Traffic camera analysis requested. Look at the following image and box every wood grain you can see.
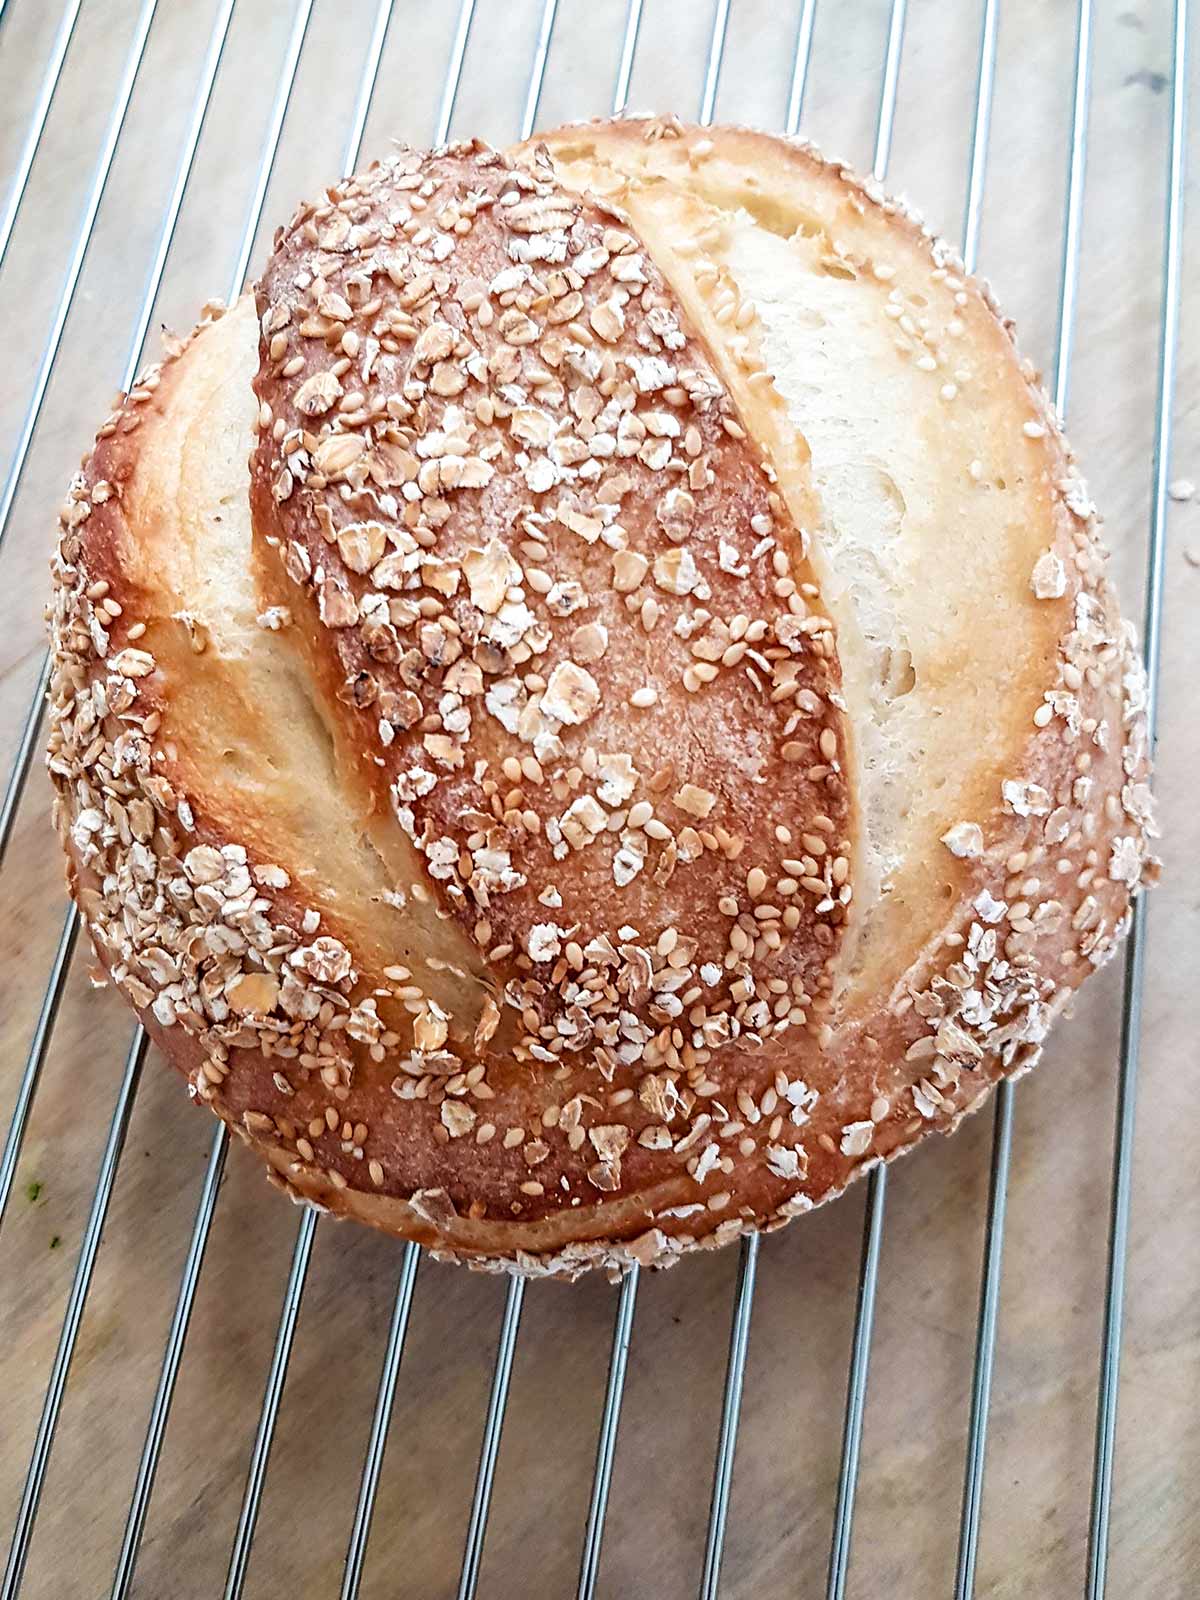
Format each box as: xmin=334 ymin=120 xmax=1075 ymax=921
xmin=0 ymin=2 xmax=1195 ymax=1596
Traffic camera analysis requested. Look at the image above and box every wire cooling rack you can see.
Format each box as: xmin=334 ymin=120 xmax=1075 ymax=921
xmin=0 ymin=2 xmax=1192 ymax=1596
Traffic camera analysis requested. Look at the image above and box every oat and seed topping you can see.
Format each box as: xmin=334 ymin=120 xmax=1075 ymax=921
xmin=249 ymin=140 xmax=855 ymax=1093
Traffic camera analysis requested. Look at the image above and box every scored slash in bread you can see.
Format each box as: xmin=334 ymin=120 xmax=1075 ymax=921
xmin=47 ymin=119 xmax=1157 ymax=1278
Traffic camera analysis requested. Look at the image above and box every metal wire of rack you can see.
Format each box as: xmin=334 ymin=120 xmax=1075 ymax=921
xmin=0 ymin=2 xmax=1189 ymax=1596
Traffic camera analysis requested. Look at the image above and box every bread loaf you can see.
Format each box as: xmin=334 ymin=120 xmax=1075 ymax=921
xmin=47 ymin=119 xmax=1157 ymax=1278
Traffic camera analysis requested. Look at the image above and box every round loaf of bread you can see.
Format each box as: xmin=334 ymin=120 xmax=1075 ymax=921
xmin=47 ymin=119 xmax=1157 ymax=1278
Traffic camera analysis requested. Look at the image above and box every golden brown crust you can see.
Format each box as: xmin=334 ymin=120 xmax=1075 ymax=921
xmin=250 ymin=138 xmax=852 ymax=1051
xmin=46 ymin=125 xmax=1157 ymax=1279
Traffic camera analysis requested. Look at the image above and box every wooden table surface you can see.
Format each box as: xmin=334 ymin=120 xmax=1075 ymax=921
xmin=0 ymin=2 xmax=1196 ymax=1596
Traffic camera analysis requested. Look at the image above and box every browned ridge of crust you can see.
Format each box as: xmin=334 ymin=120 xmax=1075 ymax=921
xmin=251 ymin=140 xmax=853 ymax=1065
xmin=46 ymin=122 xmax=1157 ymax=1278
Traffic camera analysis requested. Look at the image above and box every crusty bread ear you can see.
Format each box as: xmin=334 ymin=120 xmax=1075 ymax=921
xmin=528 ymin=121 xmax=1131 ymax=1015
xmin=47 ymin=124 xmax=1155 ymax=1278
